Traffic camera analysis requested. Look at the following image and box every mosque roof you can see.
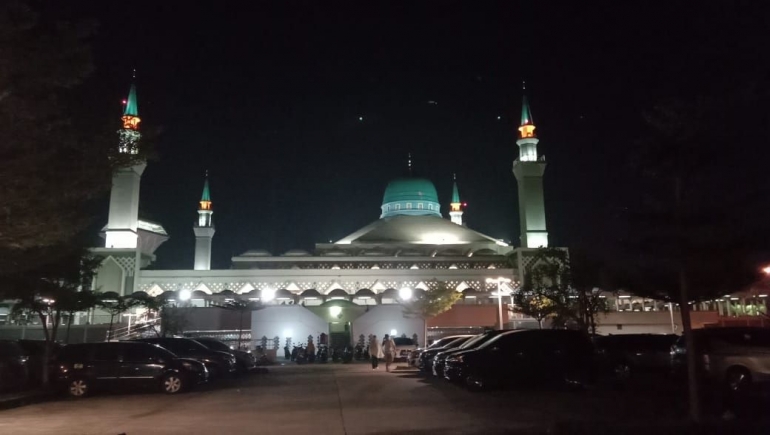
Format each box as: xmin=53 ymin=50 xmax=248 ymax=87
xmin=335 ymin=215 xmax=504 ymax=245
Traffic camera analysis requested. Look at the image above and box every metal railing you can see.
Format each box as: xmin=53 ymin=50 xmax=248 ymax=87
xmin=107 ymin=317 xmax=161 ymax=341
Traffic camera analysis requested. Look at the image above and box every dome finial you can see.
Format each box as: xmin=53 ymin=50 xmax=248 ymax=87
xmin=407 ymin=152 xmax=412 ymax=176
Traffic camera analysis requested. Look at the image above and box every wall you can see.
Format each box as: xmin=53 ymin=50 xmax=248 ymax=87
xmin=352 ymin=305 xmax=425 ymax=345
xmin=427 ymin=305 xmax=506 ymax=329
xmin=594 ymin=310 xmax=720 ymax=335
xmin=250 ymin=305 xmax=328 ymax=348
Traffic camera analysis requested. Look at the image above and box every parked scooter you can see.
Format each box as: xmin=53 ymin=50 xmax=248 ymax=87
xmin=331 ymin=347 xmax=342 ymax=363
xmin=317 ymin=346 xmax=329 ymax=363
xmin=342 ymin=346 xmax=353 ymax=363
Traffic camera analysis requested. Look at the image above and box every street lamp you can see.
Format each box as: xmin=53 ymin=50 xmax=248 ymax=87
xmin=486 ymin=277 xmax=511 ymax=330
xmin=399 ymin=287 xmax=413 ymax=301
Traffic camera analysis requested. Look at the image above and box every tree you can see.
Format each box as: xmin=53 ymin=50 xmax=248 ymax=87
xmin=130 ymin=293 xmax=166 ymax=337
xmin=570 ymin=250 xmax=611 ymax=335
xmin=0 ymin=1 xmax=146 ymax=274
xmin=403 ymin=281 xmax=463 ymax=343
xmin=515 ymin=248 xmax=569 ymax=329
xmin=98 ymin=294 xmax=141 ymax=341
xmin=1 ymin=248 xmax=100 ymax=386
xmin=159 ymin=305 xmax=192 ymax=338
xmin=619 ymin=96 xmax=764 ymax=422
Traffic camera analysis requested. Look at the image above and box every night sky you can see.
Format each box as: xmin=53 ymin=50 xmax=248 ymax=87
xmin=61 ymin=2 xmax=770 ymax=270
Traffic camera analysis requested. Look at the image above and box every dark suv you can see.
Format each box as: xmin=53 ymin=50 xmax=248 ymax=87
xmin=133 ymin=338 xmax=236 ymax=377
xmin=56 ymin=342 xmax=208 ymax=397
xmin=192 ymin=338 xmax=256 ymax=373
xmin=444 ymin=329 xmax=595 ymax=390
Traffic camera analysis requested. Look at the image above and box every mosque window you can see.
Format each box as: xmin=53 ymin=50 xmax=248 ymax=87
xmin=406 ymin=203 xmax=412 ymax=209
xmin=417 ymin=203 xmax=424 ymax=209
xmin=428 ymin=204 xmax=433 ymax=210
xmin=395 ymin=204 xmax=401 ymax=211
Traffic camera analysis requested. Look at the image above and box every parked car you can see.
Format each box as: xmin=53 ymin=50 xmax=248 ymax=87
xmin=409 ymin=335 xmax=472 ymax=367
xmin=55 ymin=342 xmax=208 ymax=397
xmin=417 ymin=336 xmax=474 ymax=372
xmin=393 ymin=337 xmax=417 ymax=362
xmin=132 ymin=338 xmax=236 ymax=377
xmin=594 ymin=334 xmax=678 ymax=379
xmin=0 ymin=340 xmax=29 ymax=392
xmin=17 ymin=340 xmax=63 ymax=387
xmin=671 ymin=327 xmax=770 ymax=393
xmin=444 ymin=329 xmax=595 ymax=390
xmin=431 ymin=330 xmax=509 ymax=377
xmin=192 ymin=338 xmax=256 ymax=373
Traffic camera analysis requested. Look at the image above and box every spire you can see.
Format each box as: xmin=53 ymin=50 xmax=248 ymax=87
xmin=451 ymin=173 xmax=460 ymax=204
xmin=199 ymin=172 xmax=212 ymax=211
xmin=449 ymin=173 xmax=464 ymax=225
xmin=118 ymin=72 xmax=142 ymax=154
xmin=518 ymin=81 xmax=536 ymax=138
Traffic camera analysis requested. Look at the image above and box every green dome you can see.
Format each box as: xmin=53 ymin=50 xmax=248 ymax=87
xmin=381 ymin=177 xmax=442 ymax=218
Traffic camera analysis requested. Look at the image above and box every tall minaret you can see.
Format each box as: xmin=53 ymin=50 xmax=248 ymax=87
xmin=104 ymin=77 xmax=146 ymax=249
xmin=193 ymin=173 xmax=215 ymax=270
xmin=449 ymin=174 xmax=464 ymax=226
xmin=512 ymin=82 xmax=548 ymax=248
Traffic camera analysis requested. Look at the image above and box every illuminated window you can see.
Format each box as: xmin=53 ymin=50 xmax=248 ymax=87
xmin=417 ymin=203 xmax=423 ymax=209
xmin=428 ymin=204 xmax=433 ymax=210
xmin=395 ymin=204 xmax=401 ymax=211
xmin=406 ymin=203 xmax=412 ymax=209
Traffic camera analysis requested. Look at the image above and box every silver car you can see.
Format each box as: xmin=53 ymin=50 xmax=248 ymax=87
xmin=672 ymin=327 xmax=770 ymax=392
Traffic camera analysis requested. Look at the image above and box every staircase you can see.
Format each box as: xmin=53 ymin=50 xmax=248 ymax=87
xmin=106 ymin=317 xmax=161 ymax=341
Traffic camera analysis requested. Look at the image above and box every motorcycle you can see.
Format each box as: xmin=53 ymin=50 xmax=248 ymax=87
xmin=331 ymin=347 xmax=342 ymax=363
xmin=317 ymin=346 xmax=329 ymax=363
xmin=342 ymin=346 xmax=353 ymax=363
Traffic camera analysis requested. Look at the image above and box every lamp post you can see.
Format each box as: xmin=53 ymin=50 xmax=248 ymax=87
xmin=486 ymin=277 xmax=511 ymax=330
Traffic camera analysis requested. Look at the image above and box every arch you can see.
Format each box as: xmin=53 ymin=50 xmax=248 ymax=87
xmin=191 ymin=289 xmax=209 ymax=299
xmin=380 ymin=288 xmax=398 ymax=299
xmin=275 ymin=289 xmax=295 ymax=300
xmin=300 ymin=289 xmax=323 ymax=299
xmin=355 ymin=289 xmax=376 ymax=298
xmin=327 ymin=289 xmax=349 ymax=299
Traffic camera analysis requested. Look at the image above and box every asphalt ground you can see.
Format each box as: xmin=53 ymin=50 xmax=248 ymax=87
xmin=0 ymin=363 xmax=768 ymax=434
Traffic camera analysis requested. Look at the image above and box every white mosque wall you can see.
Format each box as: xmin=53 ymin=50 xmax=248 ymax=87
xmin=352 ymin=305 xmax=425 ymax=346
xmin=251 ymin=306 xmax=329 ymax=348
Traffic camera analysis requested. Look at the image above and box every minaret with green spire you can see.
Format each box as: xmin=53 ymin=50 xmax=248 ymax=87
xmin=105 ymin=73 xmax=147 ymax=250
xmin=449 ymin=174 xmax=464 ymax=226
xmin=512 ymin=81 xmax=548 ymax=248
xmin=193 ymin=171 xmax=215 ymax=270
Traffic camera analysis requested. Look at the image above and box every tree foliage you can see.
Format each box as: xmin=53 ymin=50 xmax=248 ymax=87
xmin=1 ymin=247 xmax=101 ymax=385
xmin=515 ymin=248 xmax=609 ymax=332
xmin=402 ymin=281 xmax=462 ymax=319
xmin=0 ymin=1 xmax=145 ymax=273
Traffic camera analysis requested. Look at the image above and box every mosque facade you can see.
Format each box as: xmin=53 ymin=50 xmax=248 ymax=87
xmin=90 ymin=82 xmax=552 ymax=346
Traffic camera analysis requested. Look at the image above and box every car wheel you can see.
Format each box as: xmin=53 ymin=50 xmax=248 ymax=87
xmin=465 ymin=374 xmax=486 ymax=391
xmin=68 ymin=379 xmax=89 ymax=398
xmin=725 ymin=367 xmax=751 ymax=393
xmin=162 ymin=373 xmax=185 ymax=394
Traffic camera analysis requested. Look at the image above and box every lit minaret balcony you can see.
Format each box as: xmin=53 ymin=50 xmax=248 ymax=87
xmin=449 ymin=174 xmax=465 ymax=226
xmin=194 ymin=173 xmax=216 ymax=270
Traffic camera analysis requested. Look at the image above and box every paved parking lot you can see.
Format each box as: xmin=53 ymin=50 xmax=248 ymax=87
xmin=0 ymin=363 xmax=768 ymax=434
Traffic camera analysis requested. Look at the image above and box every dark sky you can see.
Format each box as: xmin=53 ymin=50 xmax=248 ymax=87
xmin=63 ymin=1 xmax=770 ymax=270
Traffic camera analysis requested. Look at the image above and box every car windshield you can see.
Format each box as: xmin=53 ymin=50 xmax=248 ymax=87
xmin=458 ymin=333 xmax=488 ymax=349
xmin=475 ymin=331 xmax=518 ymax=350
xmin=427 ymin=337 xmax=454 ymax=349
xmin=194 ymin=339 xmax=230 ymax=352
xmin=393 ymin=338 xmax=414 ymax=346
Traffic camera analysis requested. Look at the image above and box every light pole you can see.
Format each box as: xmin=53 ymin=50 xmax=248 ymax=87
xmin=486 ymin=277 xmax=511 ymax=330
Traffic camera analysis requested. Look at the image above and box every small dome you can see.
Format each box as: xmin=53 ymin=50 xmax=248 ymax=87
xmin=282 ymin=249 xmax=311 ymax=257
xmin=381 ymin=177 xmax=441 ymax=218
xmin=242 ymin=249 xmax=272 ymax=257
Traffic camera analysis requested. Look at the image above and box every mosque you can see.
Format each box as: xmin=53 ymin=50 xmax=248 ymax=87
xmin=90 ymin=81 xmax=553 ymax=347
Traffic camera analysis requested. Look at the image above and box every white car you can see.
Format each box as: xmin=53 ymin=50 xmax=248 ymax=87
xmin=393 ymin=337 xmax=418 ymax=362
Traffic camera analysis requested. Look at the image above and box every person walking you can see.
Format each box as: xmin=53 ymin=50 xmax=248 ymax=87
xmin=382 ymin=334 xmax=397 ymax=372
xmin=369 ymin=334 xmax=383 ymax=369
